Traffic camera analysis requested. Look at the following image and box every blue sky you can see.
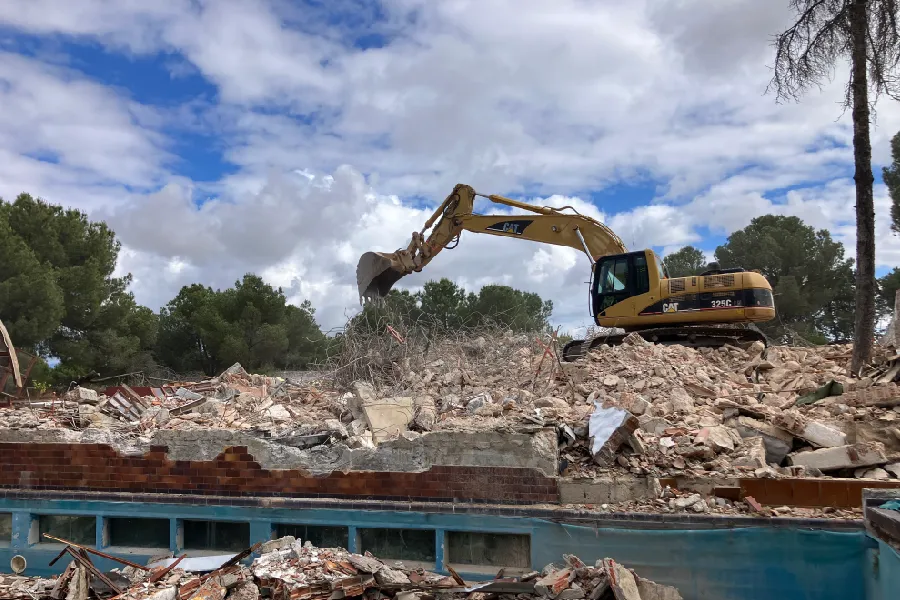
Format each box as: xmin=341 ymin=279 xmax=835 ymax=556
xmin=0 ymin=0 xmax=899 ymax=334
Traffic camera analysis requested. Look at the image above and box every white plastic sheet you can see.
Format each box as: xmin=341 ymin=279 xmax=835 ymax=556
xmin=589 ymin=401 xmax=629 ymax=455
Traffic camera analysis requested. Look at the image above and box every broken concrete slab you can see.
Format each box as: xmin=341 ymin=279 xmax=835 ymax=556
xmin=701 ymin=426 xmax=739 ymax=453
xmin=374 ymin=567 xmax=410 ymax=585
xmin=360 ymin=396 xmax=414 ymax=444
xmin=617 ymin=393 xmax=650 ymax=416
xmin=350 ymin=381 xmax=377 ymax=419
xmin=886 ymin=463 xmax=900 ymax=478
xmin=535 ymin=568 xmax=573 ymax=597
xmin=263 ymin=404 xmax=292 ymax=422
xmin=671 ymin=493 xmax=703 ymax=510
xmin=854 ymin=467 xmax=889 ymax=480
xmin=734 ymin=417 xmax=793 ymax=464
xmin=66 ymin=387 xmax=99 ymax=405
xmin=259 ymin=536 xmax=295 ymax=554
xmin=789 ymin=442 xmax=887 ymax=471
xmin=669 ymin=387 xmax=694 ymax=414
xmin=773 ymin=413 xmax=847 ymax=448
xmin=636 ymin=579 xmax=684 ymax=600
xmin=348 ymin=554 xmax=384 ymax=574
xmin=227 ymin=581 xmax=259 ymax=600
xmin=412 ymin=397 xmax=437 ymax=431
xmin=558 ymin=476 xmax=661 ymax=504
xmin=731 ymin=436 xmax=767 ymax=469
xmin=795 ymin=420 xmax=847 ymax=448
xmin=638 ymin=415 xmax=670 ymax=436
xmin=602 ymin=559 xmax=641 ymax=600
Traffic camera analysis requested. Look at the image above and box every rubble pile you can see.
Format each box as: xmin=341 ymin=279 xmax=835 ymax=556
xmin=565 ymin=336 xmax=900 ymax=481
xmin=3 ymin=331 xmax=900 ymax=482
xmin=568 ymin=485 xmax=861 ymax=519
xmin=0 ymin=537 xmax=685 ymax=600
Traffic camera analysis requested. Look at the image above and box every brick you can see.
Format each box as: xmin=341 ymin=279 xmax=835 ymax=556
xmin=0 ymin=442 xmax=556 ymax=504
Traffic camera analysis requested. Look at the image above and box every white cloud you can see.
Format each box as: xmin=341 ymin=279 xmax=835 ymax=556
xmin=0 ymin=53 xmax=168 ymax=208
xmin=2 ymin=0 xmax=900 ymax=337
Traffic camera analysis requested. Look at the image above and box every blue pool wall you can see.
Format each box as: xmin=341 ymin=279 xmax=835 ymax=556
xmin=0 ymin=496 xmax=891 ymax=600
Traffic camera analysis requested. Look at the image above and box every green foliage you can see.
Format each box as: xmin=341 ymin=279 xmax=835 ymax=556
xmin=348 ymin=289 xmax=423 ymax=336
xmin=419 ymin=279 xmax=467 ymax=329
xmin=884 ymin=132 xmax=900 ymax=235
xmin=714 ymin=215 xmax=855 ymax=343
xmin=347 ymin=278 xmax=552 ymax=336
xmin=877 ymin=268 xmax=900 ymax=320
xmin=0 ymin=202 xmax=65 ymax=347
xmin=156 ymin=274 xmax=327 ymax=376
xmin=463 ymin=284 xmax=553 ymax=332
xmin=663 ymin=246 xmax=707 ymax=277
xmin=0 ymin=193 xmax=156 ymax=383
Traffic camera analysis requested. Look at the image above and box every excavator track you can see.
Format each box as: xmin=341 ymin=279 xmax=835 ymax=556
xmin=561 ymin=326 xmax=767 ymax=362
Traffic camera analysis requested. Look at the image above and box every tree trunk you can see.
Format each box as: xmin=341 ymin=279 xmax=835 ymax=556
xmin=850 ymin=0 xmax=877 ymax=374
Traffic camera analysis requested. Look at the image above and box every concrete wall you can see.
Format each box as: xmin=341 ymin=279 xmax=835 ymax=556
xmin=0 ymin=427 xmax=558 ymax=476
xmin=865 ymin=540 xmax=900 ymax=600
xmin=0 ymin=428 xmax=559 ymax=504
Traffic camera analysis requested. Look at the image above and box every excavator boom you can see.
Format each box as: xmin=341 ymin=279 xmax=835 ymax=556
xmin=357 ymin=183 xmax=626 ymax=300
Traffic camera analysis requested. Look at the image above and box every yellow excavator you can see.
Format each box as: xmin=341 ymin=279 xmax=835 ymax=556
xmin=356 ymin=184 xmax=776 ymax=361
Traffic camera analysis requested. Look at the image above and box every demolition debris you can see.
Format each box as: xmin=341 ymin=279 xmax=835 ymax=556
xmin=4 ymin=331 xmax=900 ymax=487
xmin=0 ymin=536 xmax=685 ymax=600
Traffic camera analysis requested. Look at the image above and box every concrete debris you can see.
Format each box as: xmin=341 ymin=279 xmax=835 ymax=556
xmin=0 ymin=539 xmax=686 ymax=600
xmin=789 ymin=442 xmax=887 ymax=472
xmin=602 ymin=559 xmax=641 ymax=600
xmin=65 ymin=387 xmax=100 ymax=405
xmin=733 ymin=417 xmax=793 ymax=465
xmin=6 ymin=334 xmax=900 ymax=485
xmin=635 ymin=579 xmax=683 ymax=600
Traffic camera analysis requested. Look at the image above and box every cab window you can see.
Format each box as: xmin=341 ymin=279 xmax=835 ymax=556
xmin=654 ymin=253 xmax=669 ymax=280
xmin=600 ymin=258 xmax=628 ymax=293
xmin=634 ymin=254 xmax=650 ymax=294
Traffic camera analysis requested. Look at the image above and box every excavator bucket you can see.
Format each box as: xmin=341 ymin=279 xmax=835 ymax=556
xmin=356 ymin=251 xmax=407 ymax=301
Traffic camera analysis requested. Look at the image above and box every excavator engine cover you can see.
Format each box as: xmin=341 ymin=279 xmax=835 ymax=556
xmin=357 ymin=251 xmax=405 ymax=300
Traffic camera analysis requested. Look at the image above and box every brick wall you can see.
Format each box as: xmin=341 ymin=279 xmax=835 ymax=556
xmin=0 ymin=443 xmax=559 ymax=504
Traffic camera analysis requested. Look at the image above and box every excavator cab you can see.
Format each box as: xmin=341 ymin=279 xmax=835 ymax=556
xmin=591 ymin=251 xmax=659 ymax=318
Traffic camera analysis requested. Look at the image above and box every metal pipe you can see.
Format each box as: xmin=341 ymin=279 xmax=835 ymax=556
xmin=574 ymin=227 xmax=595 ymax=265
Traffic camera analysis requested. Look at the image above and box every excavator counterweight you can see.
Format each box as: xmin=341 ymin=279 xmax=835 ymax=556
xmin=356 ymin=183 xmax=776 ymax=359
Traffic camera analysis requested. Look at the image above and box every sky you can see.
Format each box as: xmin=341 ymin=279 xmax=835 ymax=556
xmin=1 ymin=0 xmax=900 ymax=338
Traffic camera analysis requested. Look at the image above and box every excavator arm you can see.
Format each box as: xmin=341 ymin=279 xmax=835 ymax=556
xmin=357 ymin=183 xmax=628 ymax=300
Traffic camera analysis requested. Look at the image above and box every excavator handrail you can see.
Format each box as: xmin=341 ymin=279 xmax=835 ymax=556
xmin=357 ymin=183 xmax=627 ymax=300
